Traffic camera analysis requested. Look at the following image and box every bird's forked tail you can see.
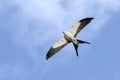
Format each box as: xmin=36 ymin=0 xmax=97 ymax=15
xmin=73 ymin=39 xmax=90 ymax=56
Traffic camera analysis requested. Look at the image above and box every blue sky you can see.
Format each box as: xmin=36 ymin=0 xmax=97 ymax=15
xmin=0 ymin=0 xmax=120 ymax=80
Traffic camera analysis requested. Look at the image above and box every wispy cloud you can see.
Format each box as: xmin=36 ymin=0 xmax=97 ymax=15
xmin=0 ymin=0 xmax=120 ymax=79
xmin=1 ymin=0 xmax=120 ymax=47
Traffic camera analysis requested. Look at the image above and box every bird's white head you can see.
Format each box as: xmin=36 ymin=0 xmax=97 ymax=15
xmin=63 ymin=31 xmax=67 ymax=35
xmin=63 ymin=31 xmax=72 ymax=36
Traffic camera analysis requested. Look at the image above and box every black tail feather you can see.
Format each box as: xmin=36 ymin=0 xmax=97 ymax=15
xmin=77 ymin=39 xmax=91 ymax=44
xmin=72 ymin=39 xmax=90 ymax=57
xmin=73 ymin=43 xmax=79 ymax=57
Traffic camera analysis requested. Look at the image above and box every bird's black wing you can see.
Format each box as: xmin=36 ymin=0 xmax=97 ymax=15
xmin=46 ymin=37 xmax=68 ymax=60
xmin=69 ymin=17 xmax=94 ymax=37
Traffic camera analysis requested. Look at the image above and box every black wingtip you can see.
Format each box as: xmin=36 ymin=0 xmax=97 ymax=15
xmin=79 ymin=17 xmax=94 ymax=22
xmin=46 ymin=56 xmax=49 ymax=60
xmin=46 ymin=57 xmax=48 ymax=60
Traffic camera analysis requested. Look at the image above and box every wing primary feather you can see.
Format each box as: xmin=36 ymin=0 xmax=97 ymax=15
xmin=69 ymin=17 xmax=94 ymax=37
xmin=46 ymin=37 xmax=68 ymax=60
xmin=79 ymin=17 xmax=94 ymax=22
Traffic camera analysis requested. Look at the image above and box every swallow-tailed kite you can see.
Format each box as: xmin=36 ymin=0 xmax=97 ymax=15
xmin=46 ymin=17 xmax=94 ymax=60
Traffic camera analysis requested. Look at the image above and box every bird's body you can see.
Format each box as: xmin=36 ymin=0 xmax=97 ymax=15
xmin=46 ymin=17 xmax=94 ymax=60
xmin=63 ymin=31 xmax=79 ymax=45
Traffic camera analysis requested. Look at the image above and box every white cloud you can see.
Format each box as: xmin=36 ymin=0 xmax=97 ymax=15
xmin=0 ymin=0 xmax=120 ymax=61
xmin=0 ymin=0 xmax=120 ymax=79
xmin=0 ymin=0 xmax=120 ymax=62
xmin=1 ymin=0 xmax=120 ymax=46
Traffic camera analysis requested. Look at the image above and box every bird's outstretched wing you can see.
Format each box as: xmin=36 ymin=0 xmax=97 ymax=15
xmin=46 ymin=37 xmax=68 ymax=60
xmin=69 ymin=17 xmax=94 ymax=37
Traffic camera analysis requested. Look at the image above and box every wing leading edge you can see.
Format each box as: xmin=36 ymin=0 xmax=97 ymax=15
xmin=46 ymin=37 xmax=68 ymax=60
xmin=69 ymin=17 xmax=94 ymax=37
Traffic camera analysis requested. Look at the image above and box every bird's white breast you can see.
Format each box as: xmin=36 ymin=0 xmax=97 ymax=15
xmin=63 ymin=31 xmax=79 ymax=45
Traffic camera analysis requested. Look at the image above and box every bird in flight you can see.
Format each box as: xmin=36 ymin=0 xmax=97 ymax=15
xmin=46 ymin=17 xmax=94 ymax=60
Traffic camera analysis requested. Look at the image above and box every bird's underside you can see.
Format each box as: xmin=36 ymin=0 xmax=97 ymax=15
xmin=46 ymin=17 xmax=94 ymax=60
